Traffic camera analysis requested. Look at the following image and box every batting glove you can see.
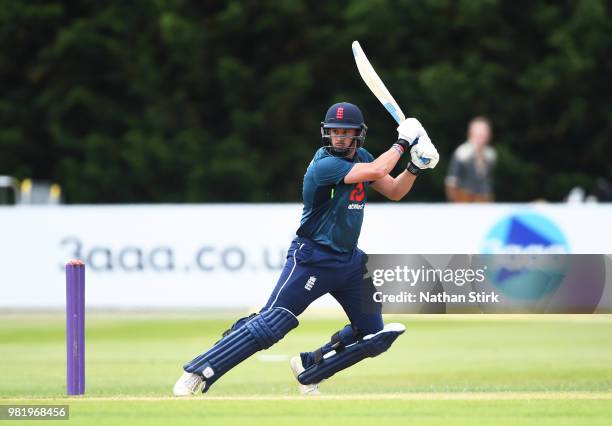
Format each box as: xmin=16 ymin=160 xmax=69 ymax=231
xmin=407 ymin=134 xmax=439 ymax=175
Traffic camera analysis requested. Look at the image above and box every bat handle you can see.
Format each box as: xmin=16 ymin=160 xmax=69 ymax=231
xmin=383 ymin=102 xmax=405 ymax=124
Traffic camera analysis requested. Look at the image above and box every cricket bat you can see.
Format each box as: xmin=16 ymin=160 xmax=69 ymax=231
xmin=351 ymin=41 xmax=406 ymax=125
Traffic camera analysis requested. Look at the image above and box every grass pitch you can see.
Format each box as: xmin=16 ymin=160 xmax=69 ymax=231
xmin=1 ymin=312 xmax=611 ymax=425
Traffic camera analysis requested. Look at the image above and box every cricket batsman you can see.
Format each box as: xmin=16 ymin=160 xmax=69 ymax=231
xmin=173 ymin=102 xmax=439 ymax=395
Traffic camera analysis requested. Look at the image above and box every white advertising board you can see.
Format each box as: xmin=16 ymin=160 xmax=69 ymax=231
xmin=1 ymin=203 xmax=610 ymax=308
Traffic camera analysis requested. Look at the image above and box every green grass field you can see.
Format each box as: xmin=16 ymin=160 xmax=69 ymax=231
xmin=1 ymin=312 xmax=611 ymax=425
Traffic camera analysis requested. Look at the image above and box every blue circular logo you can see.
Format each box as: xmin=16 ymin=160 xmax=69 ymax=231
xmin=480 ymin=212 xmax=570 ymax=300
xmin=482 ymin=211 xmax=569 ymax=254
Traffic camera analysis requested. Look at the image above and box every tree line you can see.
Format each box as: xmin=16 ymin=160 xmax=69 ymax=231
xmin=1 ymin=0 xmax=610 ymax=203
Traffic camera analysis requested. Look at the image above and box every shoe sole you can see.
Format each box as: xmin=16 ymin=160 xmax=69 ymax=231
xmin=290 ymin=356 xmax=320 ymax=395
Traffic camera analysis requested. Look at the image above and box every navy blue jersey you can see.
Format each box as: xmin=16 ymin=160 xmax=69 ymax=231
xmin=296 ymin=147 xmax=375 ymax=253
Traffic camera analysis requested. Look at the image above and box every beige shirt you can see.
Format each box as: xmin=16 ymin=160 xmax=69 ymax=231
xmin=445 ymin=141 xmax=496 ymax=196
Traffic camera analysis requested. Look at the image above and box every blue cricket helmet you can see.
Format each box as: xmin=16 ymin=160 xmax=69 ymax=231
xmin=321 ymin=102 xmax=368 ymax=154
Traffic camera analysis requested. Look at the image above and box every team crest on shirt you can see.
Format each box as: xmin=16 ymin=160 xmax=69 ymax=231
xmin=348 ymin=182 xmax=365 ymax=209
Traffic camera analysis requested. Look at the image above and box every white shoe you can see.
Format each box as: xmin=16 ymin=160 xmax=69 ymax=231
xmin=290 ymin=356 xmax=321 ymax=395
xmin=173 ymin=371 xmax=203 ymax=396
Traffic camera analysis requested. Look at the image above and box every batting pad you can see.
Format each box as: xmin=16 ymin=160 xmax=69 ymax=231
xmin=183 ymin=307 xmax=298 ymax=392
xmin=298 ymin=323 xmax=405 ymax=385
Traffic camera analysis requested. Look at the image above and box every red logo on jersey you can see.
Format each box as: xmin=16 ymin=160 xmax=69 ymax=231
xmin=349 ymin=182 xmax=365 ymax=202
xmin=336 ymin=107 xmax=344 ymax=119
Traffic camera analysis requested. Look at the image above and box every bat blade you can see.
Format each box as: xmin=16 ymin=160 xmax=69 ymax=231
xmin=352 ymin=41 xmax=406 ymax=124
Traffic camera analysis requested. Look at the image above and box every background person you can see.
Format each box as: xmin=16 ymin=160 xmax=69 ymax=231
xmin=445 ymin=117 xmax=496 ymax=202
